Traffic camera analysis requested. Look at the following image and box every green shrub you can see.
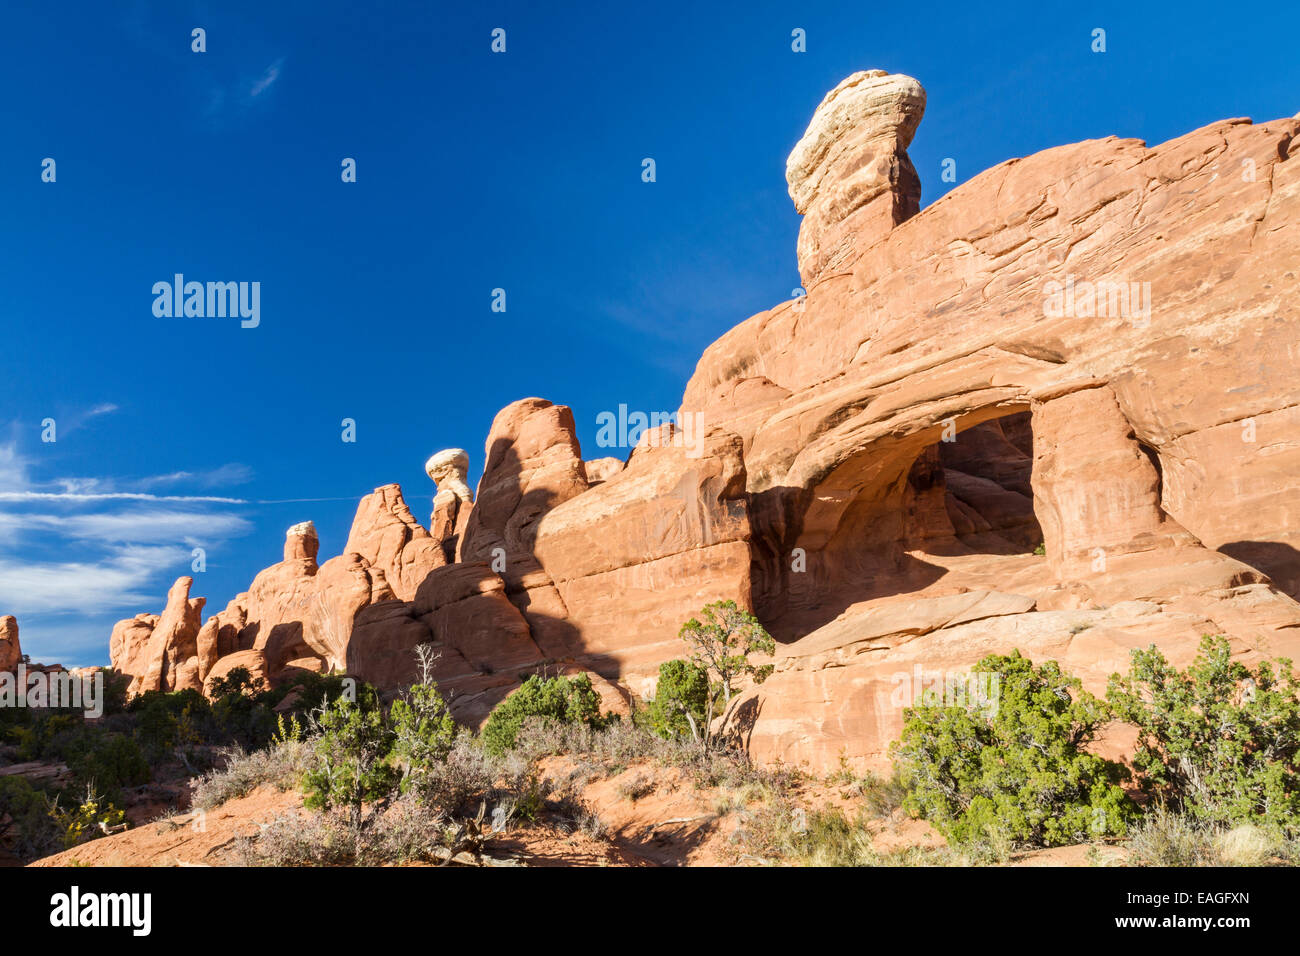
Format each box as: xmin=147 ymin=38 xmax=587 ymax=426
xmin=0 ymin=776 xmax=126 ymax=860
xmin=125 ymin=675 xmax=305 ymax=757
xmin=301 ymin=695 xmax=396 ymax=836
xmin=892 ymin=650 xmax=1136 ymax=848
xmin=638 ymin=659 xmax=709 ymax=741
xmin=482 ymin=673 xmax=607 ymax=755
xmin=130 ymin=689 xmax=207 ymax=758
xmin=101 ymin=669 xmax=131 ymax=716
xmin=2 ymin=713 xmax=149 ymax=807
xmin=390 ymin=680 xmax=458 ymax=792
xmin=283 ymin=671 xmax=373 ymax=715
xmin=0 ymin=775 xmax=61 ymax=860
xmin=1108 ymin=635 xmax=1300 ymax=834
xmin=207 ymin=689 xmax=279 ymax=752
xmin=9 ymin=712 xmax=81 ymax=761
xmin=206 ymin=666 xmax=260 ymax=700
xmin=67 ymin=732 xmax=150 ymax=802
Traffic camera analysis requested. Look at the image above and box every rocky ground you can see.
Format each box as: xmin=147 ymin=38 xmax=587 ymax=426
xmin=26 ymin=756 xmax=1130 ymax=868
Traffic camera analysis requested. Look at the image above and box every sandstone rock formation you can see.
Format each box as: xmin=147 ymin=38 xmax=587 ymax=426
xmin=131 ymin=577 xmax=205 ymax=695
xmin=343 ymin=485 xmax=444 ymax=601
xmin=109 ymin=614 xmax=159 ymax=685
xmin=460 ymin=398 xmax=589 ymax=577
xmin=786 ymin=70 xmax=925 ymax=286
xmin=533 ymin=423 xmax=752 ymax=684
xmin=689 ymin=75 xmax=1300 ymax=769
xmin=0 ymin=616 xmax=20 ymax=672
xmin=105 ymin=71 xmax=1300 ymax=774
xmin=283 ymin=521 xmax=319 ymax=562
xmin=425 ymin=447 xmax=473 ymax=562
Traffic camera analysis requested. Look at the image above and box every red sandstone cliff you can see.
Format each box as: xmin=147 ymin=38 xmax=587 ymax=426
xmin=99 ymin=70 xmax=1300 ymax=771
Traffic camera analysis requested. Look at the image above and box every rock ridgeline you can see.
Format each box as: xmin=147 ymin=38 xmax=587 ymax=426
xmin=95 ymin=71 xmax=1300 ymax=770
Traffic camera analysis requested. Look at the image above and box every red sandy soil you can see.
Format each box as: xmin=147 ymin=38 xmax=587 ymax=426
xmin=28 ymin=757 xmax=1127 ymax=867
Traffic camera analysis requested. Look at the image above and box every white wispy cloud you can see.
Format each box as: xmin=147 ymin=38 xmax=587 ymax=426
xmin=0 ymin=436 xmax=254 ymax=650
xmin=0 ymin=491 xmax=246 ymax=503
xmin=200 ymin=56 xmax=286 ymax=122
xmin=7 ymin=460 xmax=254 ymax=502
xmin=135 ymin=462 xmax=254 ymax=489
xmin=248 ymin=58 xmax=283 ymax=98
xmin=49 ymin=401 xmax=121 ymax=439
xmin=0 ymin=440 xmax=31 ymax=491
xmin=0 ymin=545 xmax=191 ymax=615
xmin=0 ymin=509 xmax=252 ymax=545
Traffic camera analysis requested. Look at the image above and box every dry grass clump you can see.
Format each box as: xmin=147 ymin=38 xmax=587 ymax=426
xmin=191 ymin=737 xmax=311 ymax=810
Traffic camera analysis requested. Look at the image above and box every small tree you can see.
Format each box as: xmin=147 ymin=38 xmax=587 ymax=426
xmin=389 ymin=644 xmax=459 ymax=792
xmin=677 ymin=600 xmax=775 ymax=750
xmin=302 ymin=695 xmax=396 ymax=853
xmin=1107 ymin=635 xmax=1300 ymax=833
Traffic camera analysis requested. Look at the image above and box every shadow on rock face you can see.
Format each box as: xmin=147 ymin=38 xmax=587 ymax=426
xmin=1218 ymin=540 xmax=1300 ymax=602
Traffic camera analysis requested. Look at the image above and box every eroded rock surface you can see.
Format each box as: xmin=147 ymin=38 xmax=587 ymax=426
xmin=101 ymin=71 xmax=1300 ymax=773
xmin=425 ymin=447 xmax=473 ymax=562
xmin=787 ymin=70 xmax=926 ymax=286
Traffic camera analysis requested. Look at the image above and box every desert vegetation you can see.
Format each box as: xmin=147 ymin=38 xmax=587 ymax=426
xmin=0 ymin=665 xmax=353 ymax=863
xmin=881 ymin=636 xmax=1300 ymax=865
xmin=220 ymin=602 xmax=785 ymax=865
xmin=9 ymin=603 xmax=1300 ymax=868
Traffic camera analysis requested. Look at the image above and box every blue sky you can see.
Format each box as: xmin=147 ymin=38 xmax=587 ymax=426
xmin=2 ymin=0 xmax=1297 ymax=666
